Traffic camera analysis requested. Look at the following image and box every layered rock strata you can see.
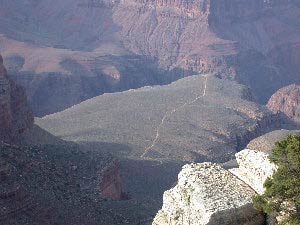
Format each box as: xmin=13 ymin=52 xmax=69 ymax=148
xmin=152 ymin=163 xmax=264 ymax=225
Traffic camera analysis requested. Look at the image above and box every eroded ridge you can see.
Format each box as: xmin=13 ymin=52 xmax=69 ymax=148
xmin=141 ymin=75 xmax=208 ymax=158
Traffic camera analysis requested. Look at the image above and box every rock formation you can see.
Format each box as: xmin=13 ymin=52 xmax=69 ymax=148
xmin=153 ymin=130 xmax=300 ymax=225
xmin=99 ymin=160 xmax=123 ymax=200
xmin=267 ymin=84 xmax=300 ymax=124
xmin=230 ymin=149 xmax=277 ymax=195
xmin=0 ymin=54 xmax=33 ymax=142
xmin=152 ymin=163 xmax=264 ymax=225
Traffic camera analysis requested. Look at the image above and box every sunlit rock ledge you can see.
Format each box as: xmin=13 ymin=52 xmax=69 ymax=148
xmin=230 ymin=149 xmax=277 ymax=195
xmin=152 ymin=162 xmax=265 ymax=225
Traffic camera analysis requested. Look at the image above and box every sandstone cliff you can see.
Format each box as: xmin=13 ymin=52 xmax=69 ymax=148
xmin=267 ymin=84 xmax=300 ymax=124
xmin=152 ymin=163 xmax=264 ymax=225
xmin=0 ymin=54 xmax=33 ymax=142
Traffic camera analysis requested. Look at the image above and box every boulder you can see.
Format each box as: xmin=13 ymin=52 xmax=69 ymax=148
xmin=153 ymin=162 xmax=264 ymax=225
xmin=230 ymin=149 xmax=277 ymax=195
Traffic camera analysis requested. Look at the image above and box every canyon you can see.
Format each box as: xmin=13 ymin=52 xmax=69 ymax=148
xmin=0 ymin=0 xmax=299 ymax=224
xmin=0 ymin=0 xmax=299 ymax=115
xmin=0 ymin=57 xmax=132 ymax=224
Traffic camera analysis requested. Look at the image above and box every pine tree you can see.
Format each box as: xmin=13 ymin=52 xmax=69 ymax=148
xmin=253 ymin=134 xmax=300 ymax=225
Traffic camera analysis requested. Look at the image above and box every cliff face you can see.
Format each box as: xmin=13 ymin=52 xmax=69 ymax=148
xmin=267 ymin=84 xmax=300 ymax=124
xmin=230 ymin=149 xmax=277 ymax=195
xmin=113 ymin=0 xmax=300 ymax=102
xmin=153 ymin=163 xmax=264 ymax=225
xmin=0 ymin=54 xmax=33 ymax=142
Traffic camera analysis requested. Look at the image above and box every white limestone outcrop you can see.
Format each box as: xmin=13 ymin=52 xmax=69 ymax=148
xmin=230 ymin=149 xmax=277 ymax=195
xmin=152 ymin=162 xmax=264 ymax=225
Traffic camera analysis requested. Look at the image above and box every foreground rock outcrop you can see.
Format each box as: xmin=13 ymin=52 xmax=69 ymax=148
xmin=230 ymin=149 xmax=277 ymax=195
xmin=152 ymin=163 xmax=264 ymax=225
xmin=267 ymin=84 xmax=300 ymax=124
xmin=0 ymin=54 xmax=33 ymax=142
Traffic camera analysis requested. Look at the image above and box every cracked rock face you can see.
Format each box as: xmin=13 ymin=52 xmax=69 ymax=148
xmin=152 ymin=162 xmax=264 ymax=225
xmin=230 ymin=149 xmax=277 ymax=195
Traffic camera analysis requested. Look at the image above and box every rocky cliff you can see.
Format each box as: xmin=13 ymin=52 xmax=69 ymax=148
xmin=153 ymin=131 xmax=300 ymax=225
xmin=267 ymin=84 xmax=300 ymax=124
xmin=230 ymin=149 xmax=277 ymax=195
xmin=152 ymin=163 xmax=264 ymax=225
xmin=0 ymin=54 xmax=33 ymax=142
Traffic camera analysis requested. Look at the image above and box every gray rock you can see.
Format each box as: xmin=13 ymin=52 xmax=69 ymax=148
xmin=152 ymin=162 xmax=264 ymax=225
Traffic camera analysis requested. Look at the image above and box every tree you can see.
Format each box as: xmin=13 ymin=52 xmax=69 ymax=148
xmin=253 ymin=134 xmax=300 ymax=225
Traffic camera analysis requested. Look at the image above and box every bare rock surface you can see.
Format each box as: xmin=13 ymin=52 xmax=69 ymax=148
xmin=152 ymin=162 xmax=264 ymax=225
xmin=267 ymin=84 xmax=300 ymax=124
xmin=230 ymin=149 xmax=277 ymax=195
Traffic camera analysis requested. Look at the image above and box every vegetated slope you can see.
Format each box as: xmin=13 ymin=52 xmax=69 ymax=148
xmin=37 ymin=74 xmax=279 ymax=163
xmin=0 ymin=0 xmax=300 ymax=115
xmin=247 ymin=129 xmax=300 ymax=153
xmin=0 ymin=143 xmax=154 ymax=225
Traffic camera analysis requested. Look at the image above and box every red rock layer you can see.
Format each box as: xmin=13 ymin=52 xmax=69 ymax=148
xmin=267 ymin=84 xmax=300 ymax=123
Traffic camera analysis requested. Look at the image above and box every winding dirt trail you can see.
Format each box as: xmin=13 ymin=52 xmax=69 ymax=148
xmin=141 ymin=75 xmax=208 ymax=158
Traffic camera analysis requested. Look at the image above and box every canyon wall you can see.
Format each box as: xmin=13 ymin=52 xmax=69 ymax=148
xmin=0 ymin=54 xmax=33 ymax=142
xmin=1 ymin=0 xmax=299 ymax=115
xmin=267 ymin=84 xmax=300 ymax=124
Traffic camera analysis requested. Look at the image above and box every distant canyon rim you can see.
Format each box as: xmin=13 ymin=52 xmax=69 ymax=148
xmin=0 ymin=0 xmax=299 ymax=116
